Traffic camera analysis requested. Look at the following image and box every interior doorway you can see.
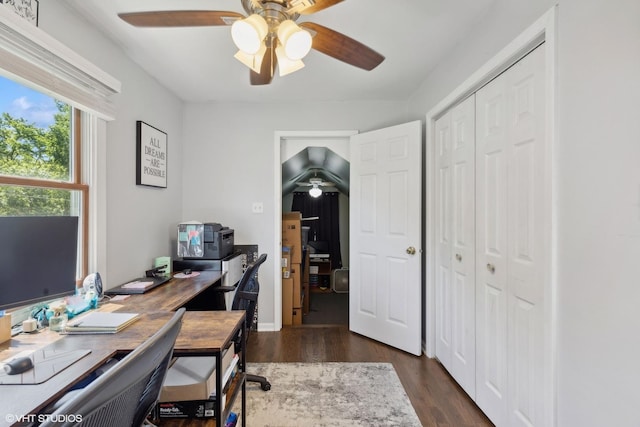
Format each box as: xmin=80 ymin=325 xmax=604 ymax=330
xmin=275 ymin=131 xmax=356 ymax=328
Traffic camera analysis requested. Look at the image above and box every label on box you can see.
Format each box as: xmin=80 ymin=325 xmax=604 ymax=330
xmin=155 ymin=399 xmax=220 ymax=419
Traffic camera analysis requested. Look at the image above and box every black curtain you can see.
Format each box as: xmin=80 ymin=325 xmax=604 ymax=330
xmin=291 ymin=191 xmax=342 ymax=269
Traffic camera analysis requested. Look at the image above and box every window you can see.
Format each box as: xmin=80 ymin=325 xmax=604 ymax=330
xmin=0 ymin=76 xmax=88 ymax=281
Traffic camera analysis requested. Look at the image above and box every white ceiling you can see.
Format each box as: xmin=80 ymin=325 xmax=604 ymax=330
xmin=63 ymin=0 xmax=496 ymax=104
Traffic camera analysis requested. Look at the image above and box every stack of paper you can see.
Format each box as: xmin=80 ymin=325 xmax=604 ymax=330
xmin=63 ymin=312 xmax=140 ymax=334
xmin=121 ymin=280 xmax=156 ymax=291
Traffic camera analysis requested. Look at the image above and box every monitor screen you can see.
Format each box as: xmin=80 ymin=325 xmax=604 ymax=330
xmin=0 ymin=216 xmax=79 ymax=311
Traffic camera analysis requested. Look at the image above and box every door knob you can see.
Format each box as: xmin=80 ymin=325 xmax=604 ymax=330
xmin=406 ymin=246 xmax=416 ymax=255
xmin=455 ymin=253 xmax=462 ymax=262
xmin=487 ymin=263 xmax=495 ymax=274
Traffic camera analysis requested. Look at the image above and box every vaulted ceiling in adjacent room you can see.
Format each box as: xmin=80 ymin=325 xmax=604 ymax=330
xmin=282 ymin=146 xmax=349 ymax=196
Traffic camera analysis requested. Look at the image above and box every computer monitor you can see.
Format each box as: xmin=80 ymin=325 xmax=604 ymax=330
xmin=0 ymin=216 xmax=79 ymax=311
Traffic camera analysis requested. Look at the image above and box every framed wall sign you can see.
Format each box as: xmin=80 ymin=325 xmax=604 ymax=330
xmin=136 ymin=121 xmax=167 ymax=188
xmin=0 ymin=0 xmax=39 ymax=26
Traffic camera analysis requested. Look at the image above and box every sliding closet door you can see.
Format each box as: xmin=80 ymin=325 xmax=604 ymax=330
xmin=476 ymin=43 xmax=547 ymax=426
xmin=435 ymin=95 xmax=476 ymax=397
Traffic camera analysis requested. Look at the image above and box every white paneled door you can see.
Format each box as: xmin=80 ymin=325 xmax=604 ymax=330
xmin=350 ymin=121 xmax=422 ymax=356
xmin=476 ymin=43 xmax=547 ymax=426
xmin=435 ymin=95 xmax=477 ymax=397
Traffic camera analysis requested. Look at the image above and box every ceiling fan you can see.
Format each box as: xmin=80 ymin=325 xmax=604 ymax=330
xmin=118 ymin=0 xmax=385 ymax=86
xmin=296 ymin=176 xmax=335 ymax=197
xmin=296 ymin=176 xmax=336 ymax=187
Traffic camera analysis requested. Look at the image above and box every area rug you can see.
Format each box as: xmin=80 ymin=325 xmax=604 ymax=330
xmin=243 ymin=362 xmax=421 ymax=426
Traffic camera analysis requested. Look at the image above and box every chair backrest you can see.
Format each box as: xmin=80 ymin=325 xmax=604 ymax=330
xmin=231 ymin=253 xmax=267 ymax=332
xmin=41 ymin=308 xmax=186 ymax=427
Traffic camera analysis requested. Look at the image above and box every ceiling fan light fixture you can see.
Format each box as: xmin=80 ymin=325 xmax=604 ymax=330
xmin=277 ymin=19 xmax=312 ymax=60
xmin=309 ymin=185 xmax=322 ymax=198
xmin=231 ymin=14 xmax=268 ymax=54
xmin=275 ymin=44 xmax=305 ymax=76
xmin=234 ymin=43 xmax=266 ymax=73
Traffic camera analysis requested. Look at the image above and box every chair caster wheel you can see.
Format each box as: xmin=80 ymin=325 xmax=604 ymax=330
xmin=261 ymin=382 xmax=271 ymax=391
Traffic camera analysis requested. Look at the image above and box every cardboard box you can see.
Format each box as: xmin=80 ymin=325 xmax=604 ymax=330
xmin=282 ymin=212 xmax=302 ymax=264
xmin=282 ymin=278 xmax=293 ymax=325
xmin=0 ymin=313 xmax=10 ymax=344
xmin=281 ymin=246 xmax=292 ymax=278
xmin=291 ymin=263 xmax=302 ymax=307
xmin=292 ymin=307 xmax=302 ymax=326
xmin=155 ymin=397 xmax=223 ymax=420
xmin=160 ymin=347 xmax=235 ymax=402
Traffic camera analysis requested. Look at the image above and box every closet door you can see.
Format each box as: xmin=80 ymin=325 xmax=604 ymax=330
xmin=435 ymin=110 xmax=453 ymax=369
xmin=475 ymin=43 xmax=547 ymax=426
xmin=475 ymin=61 xmax=509 ymax=426
xmin=435 ymin=95 xmax=476 ymax=397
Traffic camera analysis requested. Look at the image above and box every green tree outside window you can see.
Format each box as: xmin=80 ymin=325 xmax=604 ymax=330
xmin=0 ymin=102 xmax=73 ymax=216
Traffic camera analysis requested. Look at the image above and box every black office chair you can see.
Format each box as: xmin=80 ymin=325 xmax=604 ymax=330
xmin=220 ymin=253 xmax=271 ymax=391
xmin=40 ymin=308 xmax=186 ymax=427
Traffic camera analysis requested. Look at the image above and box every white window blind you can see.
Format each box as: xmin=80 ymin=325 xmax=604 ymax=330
xmin=0 ymin=6 xmax=120 ymax=120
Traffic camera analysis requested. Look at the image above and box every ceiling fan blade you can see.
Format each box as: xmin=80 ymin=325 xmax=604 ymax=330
xmin=297 ymin=179 xmax=336 ymax=186
xmin=298 ymin=0 xmax=345 ymax=15
xmin=250 ymin=45 xmax=277 ymax=85
xmin=118 ymin=11 xmax=245 ymax=27
xmin=299 ymin=22 xmax=384 ymax=71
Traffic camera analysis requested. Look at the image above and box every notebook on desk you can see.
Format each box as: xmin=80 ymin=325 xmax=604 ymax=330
xmin=63 ymin=312 xmax=140 ymax=334
xmin=104 ymin=276 xmax=171 ymax=295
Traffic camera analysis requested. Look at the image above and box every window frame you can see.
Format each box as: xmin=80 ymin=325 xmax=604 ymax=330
xmin=0 ymin=108 xmax=88 ymax=282
xmin=0 ymin=10 xmax=119 ymax=325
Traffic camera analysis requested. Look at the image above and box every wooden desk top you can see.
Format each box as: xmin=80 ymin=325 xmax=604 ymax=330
xmin=174 ymin=310 xmax=245 ymax=356
xmin=107 ymin=270 xmax=225 ymax=312
xmin=0 ymin=270 xmax=242 ymax=427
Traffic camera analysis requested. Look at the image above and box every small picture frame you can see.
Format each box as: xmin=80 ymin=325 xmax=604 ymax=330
xmin=136 ymin=121 xmax=167 ymax=188
xmin=0 ymin=0 xmax=39 ymax=27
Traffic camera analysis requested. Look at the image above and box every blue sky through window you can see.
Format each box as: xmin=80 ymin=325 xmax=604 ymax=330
xmin=0 ymin=76 xmax=57 ymax=128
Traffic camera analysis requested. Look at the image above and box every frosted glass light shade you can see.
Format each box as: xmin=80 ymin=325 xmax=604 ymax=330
xmin=275 ymin=45 xmax=305 ymax=76
xmin=234 ymin=43 xmax=266 ymax=73
xmin=231 ymin=14 xmax=268 ymax=55
xmin=309 ymin=186 xmax=322 ymax=198
xmin=277 ymin=20 xmax=312 ymax=60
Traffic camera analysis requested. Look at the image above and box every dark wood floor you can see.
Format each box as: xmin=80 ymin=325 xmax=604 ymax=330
xmin=246 ymin=325 xmax=493 ymax=427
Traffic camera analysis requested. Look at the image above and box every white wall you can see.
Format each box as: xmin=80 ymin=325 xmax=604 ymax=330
xmin=38 ymin=3 xmax=185 ymax=288
xmin=555 ymin=1 xmax=640 ymax=425
xmin=407 ymin=0 xmax=555 ymax=115
xmin=408 ymin=0 xmax=640 ymax=425
xmin=181 ymin=101 xmax=409 ymax=327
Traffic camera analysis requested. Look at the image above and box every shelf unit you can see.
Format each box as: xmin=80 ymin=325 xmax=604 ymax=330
xmin=215 ymin=323 xmax=245 ymax=427
xmin=309 ymin=258 xmax=331 ymax=289
xmin=154 ymin=312 xmax=247 ymax=427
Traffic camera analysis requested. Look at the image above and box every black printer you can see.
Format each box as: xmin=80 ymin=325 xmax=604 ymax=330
xmin=201 ymin=223 xmax=234 ymax=259
xmin=179 ymin=222 xmax=234 ymax=260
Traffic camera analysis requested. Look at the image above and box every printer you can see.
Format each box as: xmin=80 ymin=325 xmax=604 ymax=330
xmin=178 ymin=222 xmax=234 ymax=260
